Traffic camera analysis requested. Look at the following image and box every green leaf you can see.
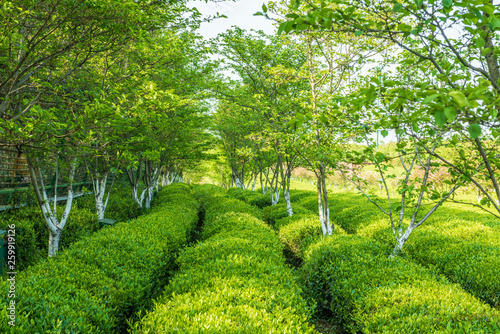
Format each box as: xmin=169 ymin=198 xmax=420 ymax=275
xmin=448 ymin=91 xmax=469 ymax=107
xmin=480 ymin=197 xmax=490 ymax=206
xmin=262 ymin=4 xmax=267 ymax=12
xmin=434 ymin=111 xmax=447 ymax=126
xmin=442 ymin=0 xmax=453 ymax=8
xmin=423 ymin=94 xmax=439 ymax=103
xmin=381 ymin=129 xmax=388 ymax=137
xmin=490 ymin=19 xmax=500 ymax=30
xmin=481 ymin=5 xmax=494 ymax=16
xmin=443 ymin=107 xmax=457 ymax=121
xmin=412 ymin=122 xmax=419 ymax=132
xmin=354 ymin=30 xmax=363 ymax=36
xmin=277 ymin=22 xmax=286 ymax=35
xmin=475 ymin=37 xmax=486 ymax=48
xmin=284 ymin=21 xmax=294 ymax=33
xmin=324 ymin=18 xmax=332 ymax=29
xmin=393 ymin=3 xmax=403 ymax=12
xmin=468 ymin=123 xmax=481 ymax=139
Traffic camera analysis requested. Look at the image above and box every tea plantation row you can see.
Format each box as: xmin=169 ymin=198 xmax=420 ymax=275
xmin=132 ymin=184 xmax=316 ymax=333
xmin=229 ymin=187 xmax=500 ymax=332
xmin=2 ymin=184 xmax=499 ymax=333
xmin=1 ymin=183 xmax=199 ymax=333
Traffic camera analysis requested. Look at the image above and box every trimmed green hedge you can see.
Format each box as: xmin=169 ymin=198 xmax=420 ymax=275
xmin=301 ymin=235 xmax=500 ymax=333
xmin=295 ymin=193 xmax=385 ymax=234
xmin=359 ymin=215 xmax=500 ymax=308
xmin=193 ymin=183 xmax=226 ymax=206
xmin=406 ymin=231 xmax=500 ymax=309
xmin=278 ymin=214 xmax=346 ymax=266
xmin=289 ymin=191 xmax=316 ymax=203
xmin=0 ymin=183 xmax=156 ymax=271
xmin=0 ymin=204 xmax=98 ymax=271
xmin=0 ymin=184 xmax=200 ymax=333
xmin=204 ymin=195 xmax=262 ymax=223
xmin=133 ymin=192 xmax=317 ymax=333
xmin=225 ymin=187 xmax=272 ymax=208
xmin=262 ymin=203 xmax=311 ymax=228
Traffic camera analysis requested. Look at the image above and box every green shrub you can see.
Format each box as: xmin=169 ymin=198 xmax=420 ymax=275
xmin=262 ymin=203 xmax=311 ymax=228
xmin=204 ymin=196 xmax=262 ymax=223
xmin=193 ymin=184 xmax=226 ymax=205
xmin=134 ymin=200 xmax=317 ymax=333
xmin=0 ymin=185 xmax=200 ymax=333
xmin=406 ymin=231 xmax=500 ymax=308
xmin=226 ymin=187 xmax=272 ymax=208
xmin=295 ymin=194 xmax=384 ymax=234
xmin=274 ymin=213 xmax=311 ymax=230
xmin=279 ymin=214 xmax=346 ymax=265
xmin=105 ymin=186 xmax=143 ymax=222
xmin=301 ymin=235 xmax=500 ymax=333
xmin=296 ymin=196 xmax=319 ymax=212
xmin=1 ymin=204 xmax=99 ymax=259
xmin=290 ymin=191 xmax=316 ymax=203
xmin=0 ymin=218 xmax=41 ymax=271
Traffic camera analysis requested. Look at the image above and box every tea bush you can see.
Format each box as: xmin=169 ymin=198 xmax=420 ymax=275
xmin=0 ymin=204 xmax=98 ymax=270
xmin=204 ymin=195 xmax=262 ymax=223
xmin=225 ymin=187 xmax=272 ymax=208
xmin=0 ymin=184 xmax=200 ymax=333
xmin=133 ymin=193 xmax=317 ymax=333
xmin=0 ymin=218 xmax=41 ymax=271
xmin=289 ymin=190 xmax=316 ymax=203
xmin=301 ymin=235 xmax=500 ymax=333
xmin=278 ymin=214 xmax=346 ymax=266
xmin=262 ymin=203 xmax=311 ymax=228
xmin=359 ymin=215 xmax=500 ymax=308
xmin=406 ymin=231 xmax=500 ymax=308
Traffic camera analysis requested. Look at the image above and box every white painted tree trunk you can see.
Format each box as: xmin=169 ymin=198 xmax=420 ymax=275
xmin=390 ymin=224 xmax=416 ymax=258
xmin=131 ymin=182 xmax=143 ymax=209
xmin=94 ymin=174 xmax=108 ymax=221
xmin=271 ymin=188 xmax=280 ymax=205
xmin=317 ymin=173 xmax=333 ymax=236
xmin=48 ymin=231 xmax=62 ymax=258
xmin=284 ymin=189 xmax=293 ymax=216
xmin=144 ymin=186 xmax=154 ymax=209
xmin=234 ymin=176 xmax=243 ymax=189
xmin=325 ymin=205 xmax=332 ymax=235
xmin=28 ymin=157 xmax=76 ymax=257
xmin=252 ymin=178 xmax=257 ymax=192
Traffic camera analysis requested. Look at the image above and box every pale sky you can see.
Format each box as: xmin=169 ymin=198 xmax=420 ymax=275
xmin=189 ymin=0 xmax=277 ymax=39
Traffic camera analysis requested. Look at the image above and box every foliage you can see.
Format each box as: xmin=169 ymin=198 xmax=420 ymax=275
xmin=225 ymin=187 xmax=272 ymax=208
xmin=262 ymin=203 xmax=311 ymax=228
xmin=133 ymin=192 xmax=317 ymax=333
xmin=0 ymin=185 xmax=199 ymax=333
xmin=406 ymin=229 xmax=500 ymax=308
xmin=204 ymin=195 xmax=262 ymax=223
xmin=278 ymin=213 xmax=347 ymax=266
xmin=301 ymin=235 xmax=500 ymax=332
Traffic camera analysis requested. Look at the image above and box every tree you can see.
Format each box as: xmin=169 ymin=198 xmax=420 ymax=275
xmin=214 ymin=28 xmax=308 ymax=212
xmin=277 ymin=0 xmax=500 ymax=252
xmin=0 ymin=0 xmax=205 ymax=256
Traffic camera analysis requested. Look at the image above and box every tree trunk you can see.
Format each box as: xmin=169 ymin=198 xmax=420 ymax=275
xmin=390 ymin=224 xmax=416 ymax=258
xmin=234 ymin=175 xmax=243 ymax=189
xmin=284 ymin=188 xmax=293 ymax=216
xmin=27 ymin=156 xmax=76 ymax=257
xmin=145 ymin=186 xmax=153 ymax=209
xmin=317 ymin=170 xmax=333 ymax=236
xmin=48 ymin=231 xmax=62 ymax=258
